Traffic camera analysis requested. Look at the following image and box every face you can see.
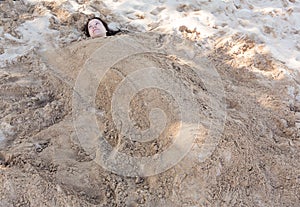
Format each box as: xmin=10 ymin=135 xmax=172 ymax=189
xmin=88 ymin=19 xmax=107 ymax=38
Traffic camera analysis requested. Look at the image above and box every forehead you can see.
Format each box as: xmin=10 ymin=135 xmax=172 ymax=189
xmin=88 ymin=19 xmax=102 ymax=26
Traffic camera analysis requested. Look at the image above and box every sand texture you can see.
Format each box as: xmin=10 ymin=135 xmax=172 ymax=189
xmin=0 ymin=0 xmax=300 ymax=206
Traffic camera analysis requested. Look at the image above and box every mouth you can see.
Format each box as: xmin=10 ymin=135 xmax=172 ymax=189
xmin=93 ymin=29 xmax=100 ymax=33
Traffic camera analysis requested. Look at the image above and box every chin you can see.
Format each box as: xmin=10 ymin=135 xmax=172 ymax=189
xmin=93 ymin=34 xmax=106 ymax=38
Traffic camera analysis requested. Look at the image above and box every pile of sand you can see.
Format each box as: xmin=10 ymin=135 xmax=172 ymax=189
xmin=0 ymin=0 xmax=300 ymax=206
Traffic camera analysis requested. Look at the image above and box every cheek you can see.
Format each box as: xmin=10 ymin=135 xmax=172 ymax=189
xmin=88 ymin=25 xmax=94 ymax=34
xmin=97 ymin=24 xmax=106 ymax=32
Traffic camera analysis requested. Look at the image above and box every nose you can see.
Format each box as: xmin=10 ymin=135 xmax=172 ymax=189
xmin=90 ymin=23 xmax=98 ymax=29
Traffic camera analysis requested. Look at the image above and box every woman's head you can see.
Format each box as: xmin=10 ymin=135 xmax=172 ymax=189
xmin=84 ymin=17 xmax=120 ymax=38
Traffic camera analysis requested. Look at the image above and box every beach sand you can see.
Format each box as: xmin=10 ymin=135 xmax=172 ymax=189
xmin=0 ymin=0 xmax=300 ymax=206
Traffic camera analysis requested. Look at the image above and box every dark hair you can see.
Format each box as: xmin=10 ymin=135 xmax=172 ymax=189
xmin=84 ymin=17 xmax=120 ymax=37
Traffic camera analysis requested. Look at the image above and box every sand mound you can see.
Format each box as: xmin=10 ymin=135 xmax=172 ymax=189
xmin=0 ymin=32 xmax=299 ymax=206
